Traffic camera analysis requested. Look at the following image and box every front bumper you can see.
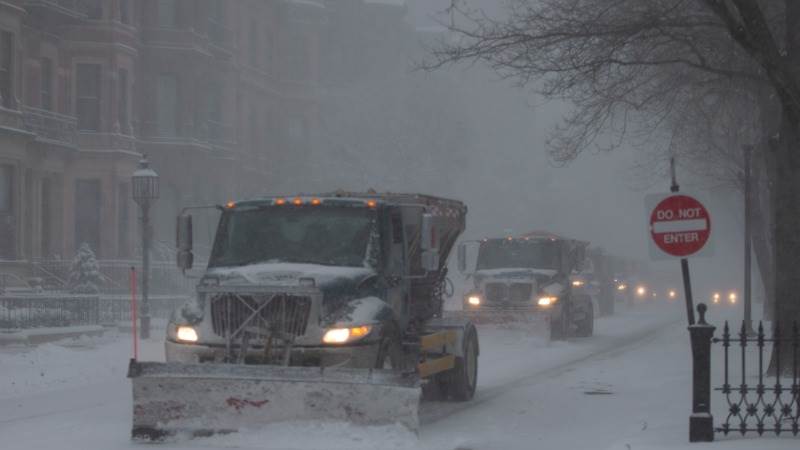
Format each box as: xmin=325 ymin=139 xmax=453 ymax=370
xmin=165 ymin=339 xmax=381 ymax=369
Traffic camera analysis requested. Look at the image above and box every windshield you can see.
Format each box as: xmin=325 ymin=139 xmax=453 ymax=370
xmin=209 ymin=207 xmax=377 ymax=268
xmin=476 ymin=239 xmax=560 ymax=271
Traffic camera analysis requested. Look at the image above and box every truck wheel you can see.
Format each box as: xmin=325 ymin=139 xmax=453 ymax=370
xmin=447 ymin=324 xmax=479 ymax=401
xmin=576 ymin=304 xmax=594 ymax=337
xmin=376 ymin=337 xmax=403 ymax=369
xmin=550 ymin=311 xmax=566 ymax=340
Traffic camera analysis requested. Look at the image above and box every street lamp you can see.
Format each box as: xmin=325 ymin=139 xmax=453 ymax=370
xmin=132 ymin=155 xmax=159 ymax=339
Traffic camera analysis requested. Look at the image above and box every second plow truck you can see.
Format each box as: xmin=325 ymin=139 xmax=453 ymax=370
xmin=455 ymin=231 xmax=594 ymax=339
xmin=128 ymin=192 xmax=479 ymax=439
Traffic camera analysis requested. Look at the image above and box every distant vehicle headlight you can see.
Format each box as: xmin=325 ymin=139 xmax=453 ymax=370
xmin=712 ymin=292 xmax=720 ymax=304
xmin=617 ymin=283 xmax=627 ymax=291
xmin=467 ymin=295 xmax=481 ymax=306
xmin=636 ymin=286 xmax=647 ymax=297
xmin=176 ymin=326 xmax=198 ymax=343
xmin=537 ymin=296 xmax=557 ymax=306
xmin=728 ymin=292 xmax=737 ymax=304
xmin=571 ymin=280 xmax=585 ymax=287
xmin=668 ymin=290 xmax=677 ymax=299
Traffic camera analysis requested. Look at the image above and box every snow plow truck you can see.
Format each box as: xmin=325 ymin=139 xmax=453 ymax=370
xmin=128 ymin=192 xmax=478 ymax=439
xmin=453 ymin=231 xmax=594 ymax=340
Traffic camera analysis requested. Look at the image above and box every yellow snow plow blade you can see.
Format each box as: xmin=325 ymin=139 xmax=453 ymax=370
xmin=128 ymin=360 xmax=420 ymax=440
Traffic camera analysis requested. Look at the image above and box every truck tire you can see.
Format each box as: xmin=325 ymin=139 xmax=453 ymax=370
xmin=575 ymin=303 xmax=594 ymax=337
xmin=446 ymin=324 xmax=479 ymax=401
xmin=550 ymin=309 xmax=567 ymax=340
xmin=375 ymin=325 xmax=404 ymax=369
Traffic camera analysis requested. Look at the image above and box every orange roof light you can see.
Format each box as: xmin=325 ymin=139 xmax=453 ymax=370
xmin=274 ymin=198 xmax=286 ymax=205
xmin=366 ymin=200 xmax=378 ymax=208
xmin=225 ymin=201 xmax=236 ymax=209
xmin=310 ymin=198 xmax=321 ymax=206
xmin=292 ymin=197 xmax=303 ymax=206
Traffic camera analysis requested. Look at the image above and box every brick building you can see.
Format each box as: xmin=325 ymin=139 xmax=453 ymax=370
xmin=0 ymin=0 xmax=321 ymax=274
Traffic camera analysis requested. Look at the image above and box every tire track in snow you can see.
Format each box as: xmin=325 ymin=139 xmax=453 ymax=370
xmin=420 ymin=314 xmax=682 ymax=426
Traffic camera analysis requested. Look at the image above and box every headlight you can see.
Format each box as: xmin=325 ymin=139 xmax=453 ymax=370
xmin=668 ymin=290 xmax=676 ymax=298
xmin=571 ymin=280 xmax=585 ymax=287
xmin=712 ymin=292 xmax=720 ymax=303
xmin=322 ymin=325 xmax=373 ymax=344
xmin=728 ymin=292 xmax=737 ymax=303
xmin=176 ymin=326 xmax=198 ymax=343
xmin=636 ymin=286 xmax=646 ymax=297
xmin=467 ymin=295 xmax=481 ymax=306
xmin=537 ymin=296 xmax=557 ymax=306
xmin=617 ymin=284 xmax=627 ymax=291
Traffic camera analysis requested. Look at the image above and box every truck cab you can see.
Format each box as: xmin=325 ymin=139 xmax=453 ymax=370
xmin=458 ymin=231 xmax=594 ymax=338
xmin=166 ymin=193 xmax=466 ymax=370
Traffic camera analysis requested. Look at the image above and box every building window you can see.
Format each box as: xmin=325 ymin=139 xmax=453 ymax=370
xmin=208 ymin=0 xmax=224 ymax=43
xmin=75 ymin=179 xmax=101 ymax=256
xmin=120 ymin=0 xmax=131 ymax=24
xmin=76 ymin=64 xmax=101 ymax=131
xmin=249 ymin=20 xmax=258 ymax=67
xmin=41 ymin=177 xmax=52 ymax=257
xmin=117 ymin=183 xmax=129 ymax=257
xmin=207 ymin=82 xmax=222 ymax=140
xmin=288 ymin=36 xmax=309 ymax=81
xmin=158 ymin=0 xmax=177 ymax=27
xmin=265 ymin=32 xmax=273 ymax=74
xmin=118 ymin=68 xmax=128 ymax=132
xmin=0 ymin=31 xmax=14 ymax=109
xmin=86 ymin=0 xmax=102 ymax=19
xmin=0 ymin=164 xmax=14 ymax=259
xmin=157 ymin=73 xmax=178 ymax=136
xmin=249 ymin=106 xmax=258 ymax=152
xmin=40 ymin=58 xmax=53 ymax=111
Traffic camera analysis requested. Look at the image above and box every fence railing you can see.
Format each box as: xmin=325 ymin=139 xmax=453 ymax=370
xmin=30 ymin=259 xmax=202 ymax=295
xmin=0 ymin=294 xmax=190 ymax=330
xmin=0 ymin=295 xmax=100 ymax=329
xmin=689 ymin=303 xmax=799 ymax=442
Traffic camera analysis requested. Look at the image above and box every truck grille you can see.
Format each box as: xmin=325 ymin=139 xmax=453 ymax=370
xmin=484 ymin=282 xmax=533 ymax=304
xmin=485 ymin=283 xmax=508 ymax=303
xmin=209 ymin=293 xmax=311 ymax=338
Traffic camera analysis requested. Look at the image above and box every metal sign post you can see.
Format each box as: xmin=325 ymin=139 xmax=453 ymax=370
xmin=671 ymin=159 xmax=696 ymax=326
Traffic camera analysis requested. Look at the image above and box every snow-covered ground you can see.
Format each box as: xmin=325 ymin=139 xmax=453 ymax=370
xmin=0 ymin=300 xmax=796 ymax=449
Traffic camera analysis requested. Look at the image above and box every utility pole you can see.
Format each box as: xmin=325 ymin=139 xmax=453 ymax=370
xmin=743 ymin=145 xmax=754 ymax=334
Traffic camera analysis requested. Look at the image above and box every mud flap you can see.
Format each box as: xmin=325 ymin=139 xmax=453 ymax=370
xmin=444 ymin=309 xmax=551 ymax=341
xmin=128 ymin=360 xmax=421 ymax=440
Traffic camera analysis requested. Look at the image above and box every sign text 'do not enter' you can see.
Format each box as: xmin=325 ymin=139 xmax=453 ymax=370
xmin=649 ymin=195 xmax=711 ymax=258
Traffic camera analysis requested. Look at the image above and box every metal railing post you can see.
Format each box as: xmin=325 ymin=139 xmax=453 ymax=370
xmin=689 ymin=303 xmax=716 ymax=442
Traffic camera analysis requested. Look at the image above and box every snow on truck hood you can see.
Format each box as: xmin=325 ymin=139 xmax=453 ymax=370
xmin=206 ymin=262 xmax=375 ymax=288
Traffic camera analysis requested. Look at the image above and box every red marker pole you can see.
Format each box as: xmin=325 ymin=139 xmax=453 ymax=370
xmin=130 ymin=267 xmax=138 ymax=361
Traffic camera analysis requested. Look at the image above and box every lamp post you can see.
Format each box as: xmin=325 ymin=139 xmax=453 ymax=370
xmin=132 ymin=155 xmax=159 ymax=339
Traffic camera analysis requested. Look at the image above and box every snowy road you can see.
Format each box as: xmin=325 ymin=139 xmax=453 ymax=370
xmin=1 ymin=301 xmax=795 ymax=450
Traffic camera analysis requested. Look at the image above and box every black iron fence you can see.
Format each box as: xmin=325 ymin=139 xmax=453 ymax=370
xmin=0 ymin=295 xmax=99 ymax=329
xmin=0 ymin=294 xmax=190 ymax=330
xmin=689 ymin=303 xmax=799 ymax=442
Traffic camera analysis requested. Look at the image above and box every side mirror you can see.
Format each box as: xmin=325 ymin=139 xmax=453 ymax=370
xmin=422 ymin=249 xmax=440 ymax=272
xmin=421 ymin=213 xmax=440 ymax=273
xmin=176 ymin=214 xmax=194 ymax=271
xmin=421 ymin=213 xmax=437 ymax=251
xmin=457 ymin=243 xmax=466 ymax=273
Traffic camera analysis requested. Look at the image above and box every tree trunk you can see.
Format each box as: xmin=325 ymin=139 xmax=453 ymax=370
xmin=750 ymin=142 xmax=775 ymax=319
xmin=768 ymin=114 xmax=800 ymax=375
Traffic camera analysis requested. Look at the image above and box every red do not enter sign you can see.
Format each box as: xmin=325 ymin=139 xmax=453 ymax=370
xmin=649 ymin=194 xmax=711 ymax=257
